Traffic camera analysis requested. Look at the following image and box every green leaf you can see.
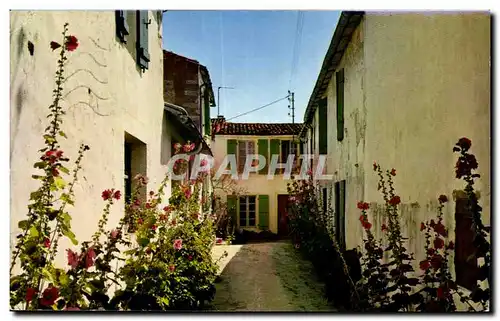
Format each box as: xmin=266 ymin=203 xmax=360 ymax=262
xmin=29 ymin=226 xmax=39 ymax=238
xmin=43 ymin=134 xmax=56 ymax=144
xmin=32 ymin=175 xmax=44 ymax=180
xmin=60 ymin=212 xmax=71 ymax=225
xmin=137 ymin=237 xmax=150 ymax=247
xmin=62 ymin=226 xmax=78 ymax=245
xmin=54 ymin=176 xmax=66 ymax=189
xmin=58 ymin=131 xmax=67 ymax=138
xmin=41 ymin=268 xmax=54 ymax=283
xmin=60 ymin=193 xmax=74 ymax=206
xmin=30 ymin=191 xmax=42 ymax=200
xmin=18 ymin=220 xmax=29 ymax=229
xmin=34 ymin=162 xmax=47 ymax=169
xmin=59 ymin=166 xmax=70 ymax=175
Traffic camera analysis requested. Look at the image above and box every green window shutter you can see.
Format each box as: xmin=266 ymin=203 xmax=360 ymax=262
xmin=318 ymin=98 xmax=328 ymax=154
xmin=115 ymin=11 xmax=130 ymax=43
xmin=227 ymin=139 xmax=237 ymax=155
xmin=227 ymin=195 xmax=237 ymax=226
xmin=136 ymin=10 xmax=150 ymax=70
xmin=258 ymin=139 xmax=268 ymax=175
xmin=204 ymin=91 xmax=211 ymax=136
xmin=336 ymin=69 xmax=344 ymax=141
xmin=258 ymin=195 xmax=269 ymax=229
xmin=270 ymin=139 xmax=280 ymax=175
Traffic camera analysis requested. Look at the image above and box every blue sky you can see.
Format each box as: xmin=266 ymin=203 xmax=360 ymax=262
xmin=162 ymin=10 xmax=341 ymax=124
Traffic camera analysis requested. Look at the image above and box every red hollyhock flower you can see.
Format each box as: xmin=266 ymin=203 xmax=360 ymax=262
xmin=419 ymin=259 xmax=431 ymax=271
xmin=359 ymin=215 xmax=365 ymax=223
xmin=101 ymin=189 xmax=113 ymax=201
xmin=433 ymin=222 xmax=448 ymax=237
xmin=163 ymin=206 xmax=172 ymax=212
xmin=145 ymin=203 xmax=152 ymax=209
xmin=137 ymin=218 xmax=144 ymax=225
xmin=430 ymin=219 xmax=436 ymax=228
xmin=43 ymin=238 xmax=51 ymax=248
xmin=113 ymin=190 xmax=121 ymax=200
xmin=51 ymin=167 xmax=60 ymax=177
xmin=56 ymin=150 xmax=63 ymax=158
xmin=427 ymin=248 xmax=436 ymax=256
xmin=388 ymin=196 xmax=401 ymax=206
xmin=65 ymin=35 xmax=79 ymax=51
xmin=447 ymin=241 xmax=455 ymax=250
xmin=67 ymin=249 xmax=79 ymax=269
xmin=381 ymin=224 xmax=387 ymax=232
xmin=437 ymin=287 xmax=444 ymax=299
xmin=373 ymin=162 xmax=377 ymax=171
xmin=85 ymin=247 xmax=96 ymax=269
xmin=357 ymin=201 xmax=369 ymax=210
xmin=362 ymin=221 xmax=372 ymax=230
xmin=456 ymin=137 xmax=472 ymax=151
xmin=171 ymin=219 xmax=177 ymax=226
xmin=390 ymin=168 xmax=396 ymax=176
xmin=159 ymin=214 xmax=167 ymax=221
xmin=26 ymin=287 xmax=37 ymax=302
xmin=184 ymin=188 xmax=192 ymax=199
xmin=169 ymin=264 xmax=175 ymax=272
xmin=40 ymin=286 xmax=59 ymax=306
xmin=434 ymin=237 xmax=445 ymax=249
xmin=151 ymin=224 xmax=157 ymax=231
xmin=420 ymin=222 xmax=426 ymax=231
xmin=430 ymin=254 xmax=443 ymax=269
xmin=438 ymin=195 xmax=448 ymax=204
xmin=188 ymin=255 xmax=193 ymax=261
xmin=50 ymin=41 xmax=61 ymax=51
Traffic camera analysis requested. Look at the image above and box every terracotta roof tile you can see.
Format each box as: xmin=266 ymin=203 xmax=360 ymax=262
xmin=211 ymin=118 xmax=303 ymax=136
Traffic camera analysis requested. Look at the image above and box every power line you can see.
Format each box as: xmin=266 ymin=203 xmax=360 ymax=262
xmin=227 ymin=95 xmax=291 ymax=121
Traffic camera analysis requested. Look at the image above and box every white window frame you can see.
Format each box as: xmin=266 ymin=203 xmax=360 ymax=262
xmin=239 ymin=195 xmax=257 ymax=227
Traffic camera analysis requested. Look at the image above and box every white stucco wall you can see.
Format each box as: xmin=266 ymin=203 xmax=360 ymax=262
xmin=211 ymin=134 xmax=296 ymax=234
xmin=321 ymin=13 xmax=490 ymax=289
xmin=10 ymin=11 xmax=169 ymax=269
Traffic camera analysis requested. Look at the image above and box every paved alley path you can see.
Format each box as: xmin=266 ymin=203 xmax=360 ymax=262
xmin=209 ymin=241 xmax=335 ymax=312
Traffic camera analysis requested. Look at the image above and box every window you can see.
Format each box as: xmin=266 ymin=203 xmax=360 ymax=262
xmin=239 ymin=196 xmax=256 ymax=227
xmin=455 ymin=196 xmax=481 ymax=290
xmin=279 ymin=140 xmax=301 ymax=174
xmin=336 ymin=69 xmax=345 ymax=141
xmin=238 ymin=140 xmax=255 ymax=173
xmin=115 ymin=11 xmax=130 ymax=43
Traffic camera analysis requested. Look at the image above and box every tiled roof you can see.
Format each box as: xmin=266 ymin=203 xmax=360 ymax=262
xmin=211 ymin=118 xmax=303 ymax=136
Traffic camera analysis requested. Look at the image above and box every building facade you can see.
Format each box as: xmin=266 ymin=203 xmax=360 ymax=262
xmin=10 ymin=10 xmax=209 ymax=269
xmin=211 ymin=118 xmax=303 ymax=236
xmin=300 ymin=11 xmax=491 ymax=294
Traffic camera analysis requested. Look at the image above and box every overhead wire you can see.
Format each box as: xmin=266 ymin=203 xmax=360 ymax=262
xmin=227 ymin=95 xmax=291 ymax=121
xmin=288 ymin=10 xmax=304 ymax=91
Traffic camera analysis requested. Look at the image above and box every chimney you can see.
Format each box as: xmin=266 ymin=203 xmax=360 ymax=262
xmin=217 ymin=115 xmax=225 ymax=121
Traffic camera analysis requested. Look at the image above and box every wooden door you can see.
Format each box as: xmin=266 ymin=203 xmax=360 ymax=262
xmin=277 ymin=195 xmax=290 ymax=238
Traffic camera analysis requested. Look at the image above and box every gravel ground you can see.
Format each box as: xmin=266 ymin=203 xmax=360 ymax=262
xmin=208 ymin=241 xmax=335 ymax=312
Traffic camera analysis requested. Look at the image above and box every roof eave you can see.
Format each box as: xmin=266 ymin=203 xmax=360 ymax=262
xmin=302 ymin=11 xmax=364 ymax=129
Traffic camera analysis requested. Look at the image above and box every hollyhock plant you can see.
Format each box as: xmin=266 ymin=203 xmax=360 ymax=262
xmin=26 ymin=288 xmax=37 ymax=303
xmin=67 ymin=249 xmax=79 ymax=269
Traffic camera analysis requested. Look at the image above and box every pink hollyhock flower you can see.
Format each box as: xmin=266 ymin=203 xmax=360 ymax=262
xmin=85 ymin=247 xmax=96 ymax=269
xmin=110 ymin=229 xmax=120 ymax=239
xmin=200 ymin=159 xmax=208 ymax=167
xmin=173 ymin=239 xmax=183 ymax=250
xmin=188 ymin=255 xmax=193 ymax=261
xmin=67 ymin=249 xmax=79 ymax=269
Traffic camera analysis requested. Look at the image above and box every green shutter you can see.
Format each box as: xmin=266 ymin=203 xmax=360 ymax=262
xmin=204 ymin=91 xmax=211 ymax=136
xmin=336 ymin=69 xmax=344 ymax=141
xmin=115 ymin=11 xmax=130 ymax=43
xmin=318 ymin=98 xmax=328 ymax=154
xmin=258 ymin=195 xmax=269 ymax=230
xmin=270 ymin=139 xmax=280 ymax=175
xmin=227 ymin=195 xmax=237 ymax=227
xmin=136 ymin=10 xmax=150 ymax=70
xmin=227 ymin=139 xmax=237 ymax=155
xmin=258 ymin=139 xmax=269 ymax=175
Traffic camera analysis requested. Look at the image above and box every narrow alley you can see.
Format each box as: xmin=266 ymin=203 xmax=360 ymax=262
xmin=209 ymin=241 xmax=334 ymax=312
